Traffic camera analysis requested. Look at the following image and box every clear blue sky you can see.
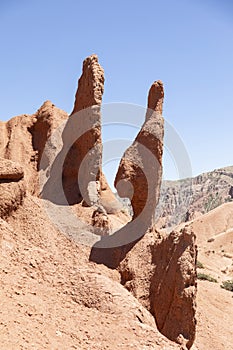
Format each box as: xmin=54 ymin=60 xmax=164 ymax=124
xmin=0 ymin=0 xmax=233 ymax=184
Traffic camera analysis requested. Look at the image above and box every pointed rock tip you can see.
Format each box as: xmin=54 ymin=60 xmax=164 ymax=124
xmin=36 ymin=100 xmax=55 ymax=114
xmin=151 ymin=80 xmax=164 ymax=92
xmin=83 ymin=54 xmax=99 ymax=66
xmin=147 ymin=80 xmax=164 ymax=113
xmin=39 ymin=100 xmax=54 ymax=109
xmin=155 ymin=80 xmax=163 ymax=86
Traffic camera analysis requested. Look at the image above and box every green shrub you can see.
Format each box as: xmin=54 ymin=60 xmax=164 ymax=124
xmin=197 ymin=273 xmax=217 ymax=283
xmin=196 ymin=260 xmax=204 ymax=269
xmin=221 ymin=280 xmax=233 ymax=292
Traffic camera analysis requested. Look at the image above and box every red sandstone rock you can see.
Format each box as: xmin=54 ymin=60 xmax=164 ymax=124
xmin=119 ymin=226 xmax=197 ymax=349
xmin=0 ymin=56 xmax=198 ymax=350
xmin=114 ymin=80 xmax=164 ymax=224
xmin=62 ymin=54 xmax=104 ymax=205
xmin=71 ymin=54 xmax=104 ymax=113
xmin=146 ymin=80 xmax=164 ymax=117
xmin=0 ymin=158 xmax=24 ymax=180
xmin=0 ymin=101 xmax=68 ymax=196
xmin=0 ymin=158 xmax=25 ymax=218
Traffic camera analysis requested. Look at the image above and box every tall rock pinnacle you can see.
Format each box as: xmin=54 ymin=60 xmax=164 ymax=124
xmin=62 ymin=55 xmax=105 ymax=205
xmin=71 ymin=54 xmax=105 ymax=113
xmin=114 ymin=81 xmax=164 ymax=224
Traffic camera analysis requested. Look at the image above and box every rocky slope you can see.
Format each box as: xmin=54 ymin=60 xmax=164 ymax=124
xmin=0 ymin=54 xmax=197 ymax=349
xmin=156 ymin=166 xmax=233 ymax=229
xmin=179 ymin=202 xmax=233 ymax=350
xmin=0 ymin=196 xmax=184 ymax=350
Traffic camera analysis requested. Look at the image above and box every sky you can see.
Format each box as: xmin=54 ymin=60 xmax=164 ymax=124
xmin=0 ymin=0 xmax=233 ymax=186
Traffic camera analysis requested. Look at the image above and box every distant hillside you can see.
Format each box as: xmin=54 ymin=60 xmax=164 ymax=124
xmin=155 ymin=166 xmax=233 ymax=229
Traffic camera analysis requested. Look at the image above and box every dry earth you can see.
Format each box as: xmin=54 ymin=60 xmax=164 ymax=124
xmin=0 ymin=195 xmax=183 ymax=350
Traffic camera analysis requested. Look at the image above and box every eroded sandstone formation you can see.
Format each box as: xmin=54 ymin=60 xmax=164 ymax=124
xmin=71 ymin=54 xmax=104 ymax=113
xmin=119 ymin=226 xmax=197 ymax=349
xmin=0 ymin=158 xmax=25 ymax=218
xmin=0 ymin=158 xmax=24 ymax=180
xmin=0 ymin=55 xmax=197 ymax=349
xmin=61 ymin=54 xmax=104 ymax=205
xmin=114 ymin=80 xmax=164 ymax=224
xmin=0 ymin=101 xmax=68 ymax=196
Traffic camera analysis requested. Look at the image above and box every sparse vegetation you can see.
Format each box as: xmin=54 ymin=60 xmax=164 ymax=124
xmin=204 ymin=192 xmax=222 ymax=212
xmin=196 ymin=260 xmax=204 ymax=269
xmin=197 ymin=273 xmax=217 ymax=283
xmin=221 ymin=280 xmax=233 ymax=292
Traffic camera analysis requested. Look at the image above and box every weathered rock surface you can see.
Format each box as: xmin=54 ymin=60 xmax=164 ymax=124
xmin=115 ymin=80 xmax=164 ymax=224
xmin=146 ymin=80 xmax=164 ymax=118
xmin=0 ymin=195 xmax=184 ymax=350
xmin=0 ymin=55 xmax=121 ymax=214
xmin=156 ymin=165 xmax=233 ymax=229
xmin=29 ymin=101 xmax=68 ymax=168
xmin=0 ymin=101 xmax=68 ymax=196
xmin=0 ymin=181 xmax=25 ymax=219
xmin=71 ymin=54 xmax=104 ymax=113
xmin=0 ymin=55 xmax=198 ymax=349
xmin=0 ymin=158 xmax=25 ymax=218
xmin=0 ymin=158 xmax=24 ymax=180
xmin=62 ymin=54 xmax=104 ymax=205
xmin=119 ymin=226 xmax=197 ymax=349
xmin=150 ymin=228 xmax=197 ymax=349
xmin=92 ymin=207 xmax=112 ymax=236
xmin=59 ymin=54 xmax=120 ymax=212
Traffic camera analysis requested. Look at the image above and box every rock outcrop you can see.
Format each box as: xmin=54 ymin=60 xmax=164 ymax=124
xmin=0 ymin=55 xmax=198 ymax=349
xmin=0 ymin=195 xmax=184 ymax=350
xmin=0 ymin=55 xmax=119 ymax=217
xmin=0 ymin=158 xmax=25 ymax=218
xmin=156 ymin=165 xmax=233 ymax=229
xmin=118 ymin=226 xmax=197 ymax=349
xmin=0 ymin=158 xmax=24 ymax=180
xmin=71 ymin=54 xmax=104 ymax=113
xmin=115 ymin=80 xmax=164 ymax=224
xmin=0 ymin=101 xmax=68 ymax=196
xmin=150 ymin=228 xmax=197 ymax=349
xmin=62 ymin=54 xmax=104 ymax=205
